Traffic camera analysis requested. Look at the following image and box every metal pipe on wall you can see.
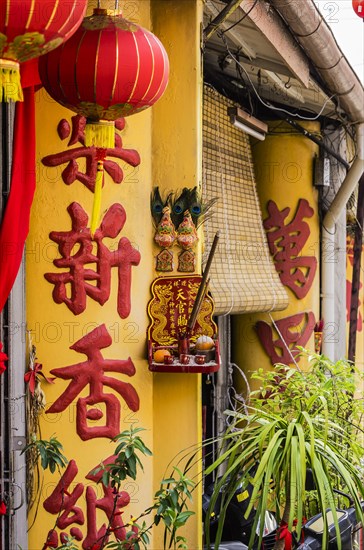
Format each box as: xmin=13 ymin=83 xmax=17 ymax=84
xmin=322 ymin=124 xmax=364 ymax=358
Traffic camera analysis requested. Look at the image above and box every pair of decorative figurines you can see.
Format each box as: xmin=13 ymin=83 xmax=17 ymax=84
xmin=151 ymin=187 xmax=216 ymax=273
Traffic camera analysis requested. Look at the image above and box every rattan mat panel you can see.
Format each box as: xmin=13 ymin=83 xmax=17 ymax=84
xmin=203 ymin=85 xmax=288 ymax=315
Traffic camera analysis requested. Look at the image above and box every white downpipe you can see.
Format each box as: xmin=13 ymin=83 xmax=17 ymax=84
xmin=322 ymin=124 xmax=364 ymax=358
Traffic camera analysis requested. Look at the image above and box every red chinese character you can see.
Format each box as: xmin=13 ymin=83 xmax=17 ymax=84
xmin=83 ymin=456 xmax=130 ymax=549
xmin=42 ymin=115 xmax=140 ymax=192
xmin=264 ymin=199 xmax=317 ymax=299
xmin=47 ymin=324 xmax=139 ymax=440
xmin=256 ymin=312 xmax=315 ymax=365
xmin=43 ymin=456 xmax=131 ymax=550
xmin=346 ymin=279 xmax=363 ymax=332
xmin=45 ymin=202 xmax=140 ymax=317
xmin=43 ymin=460 xmax=85 ymax=530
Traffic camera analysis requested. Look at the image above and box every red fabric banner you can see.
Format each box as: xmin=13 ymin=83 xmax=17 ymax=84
xmin=0 ymin=60 xmax=40 ymax=312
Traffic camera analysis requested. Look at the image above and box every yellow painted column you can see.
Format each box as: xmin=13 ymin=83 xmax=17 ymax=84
xmin=233 ymin=122 xmax=320 ymax=388
xmin=26 ymin=2 xmax=156 ymax=548
xmin=151 ymin=2 xmax=203 ymax=549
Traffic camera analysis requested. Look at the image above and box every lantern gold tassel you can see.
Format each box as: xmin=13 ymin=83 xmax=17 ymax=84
xmin=85 ymin=121 xmax=114 ymax=236
xmin=85 ymin=120 xmax=114 ymax=149
xmin=90 ymin=159 xmax=105 ymax=236
xmin=0 ymin=60 xmax=23 ymax=102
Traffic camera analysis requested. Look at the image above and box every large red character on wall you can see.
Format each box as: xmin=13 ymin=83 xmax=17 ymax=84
xmin=43 ymin=456 xmax=132 ymax=549
xmin=42 ymin=115 xmax=140 ymax=192
xmin=47 ymin=324 xmax=139 ymax=440
xmin=45 ymin=202 xmax=141 ymax=317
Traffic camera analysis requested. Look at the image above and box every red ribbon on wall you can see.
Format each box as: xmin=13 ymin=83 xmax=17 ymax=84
xmin=0 ymin=59 xmax=40 ymax=312
xmin=24 ymin=362 xmax=55 ymax=395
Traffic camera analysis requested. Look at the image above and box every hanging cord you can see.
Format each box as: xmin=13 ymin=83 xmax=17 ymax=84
xmin=215 ymin=105 xmax=235 ymax=315
xmin=244 ymin=101 xmax=279 ymax=315
xmin=268 ymin=312 xmax=302 ymax=372
xmin=240 ymin=95 xmax=304 ymax=372
xmin=219 ymin=32 xmax=336 ymax=122
xmin=225 ymin=317 xmax=250 ymax=423
xmin=227 ymin=363 xmax=250 ymax=414
xmin=221 ymin=0 xmax=259 ymax=33
xmin=203 ymin=85 xmax=235 ymax=315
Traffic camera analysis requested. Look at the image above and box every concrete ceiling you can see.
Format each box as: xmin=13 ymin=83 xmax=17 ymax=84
xmin=203 ymin=0 xmax=337 ymax=119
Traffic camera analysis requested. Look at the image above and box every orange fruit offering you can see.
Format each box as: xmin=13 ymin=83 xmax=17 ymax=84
xmin=195 ymin=335 xmax=215 ymax=351
xmin=153 ymin=348 xmax=171 ymax=363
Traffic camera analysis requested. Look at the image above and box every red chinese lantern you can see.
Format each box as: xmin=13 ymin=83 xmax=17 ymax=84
xmin=0 ymin=0 xmax=87 ymax=102
xmin=352 ymin=0 xmax=364 ymax=18
xmin=39 ymin=8 xmax=170 ymax=233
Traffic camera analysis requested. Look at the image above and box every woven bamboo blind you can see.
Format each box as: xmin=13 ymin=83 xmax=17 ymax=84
xmin=202 ymin=85 xmax=288 ymax=315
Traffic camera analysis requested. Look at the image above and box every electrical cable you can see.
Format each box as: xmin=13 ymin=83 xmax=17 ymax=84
xmin=268 ymin=313 xmax=302 ymax=372
xmin=219 ymin=32 xmax=337 ymax=122
xmin=221 ymin=0 xmax=259 ymax=33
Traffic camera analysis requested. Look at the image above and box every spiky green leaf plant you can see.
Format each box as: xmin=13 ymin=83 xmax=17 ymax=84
xmin=204 ymin=352 xmax=364 ymax=550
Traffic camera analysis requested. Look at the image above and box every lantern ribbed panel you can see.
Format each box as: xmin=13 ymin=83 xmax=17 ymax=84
xmin=39 ymin=13 xmax=170 ymax=120
xmin=0 ymin=0 xmax=87 ymax=63
xmin=352 ymin=0 xmax=364 ymax=17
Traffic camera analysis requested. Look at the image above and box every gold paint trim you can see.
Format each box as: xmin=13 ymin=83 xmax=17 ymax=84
xmin=126 ymin=31 xmax=140 ymax=103
xmin=93 ymin=8 xmax=113 ymax=15
xmin=5 ymin=0 xmax=10 ymax=27
xmin=74 ymin=29 xmax=87 ymax=102
xmin=25 ymin=0 xmax=36 ymax=30
xmin=147 ymin=275 xmax=218 ymax=345
xmin=94 ymin=30 xmax=102 ymax=103
xmin=0 ymin=59 xmax=19 ymax=70
xmin=110 ymin=30 xmax=119 ymax=101
xmin=44 ymin=0 xmax=60 ymax=31
xmin=140 ymin=31 xmax=154 ymax=102
xmin=57 ymin=43 xmax=68 ymax=102
xmin=87 ymin=119 xmax=114 ymax=127
xmin=149 ymin=38 xmax=167 ymax=104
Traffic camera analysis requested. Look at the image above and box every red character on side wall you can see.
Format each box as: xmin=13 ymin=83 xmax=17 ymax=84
xmin=47 ymin=324 xmax=139 ymax=440
xmin=264 ymin=199 xmax=317 ymax=299
xmin=256 ymin=312 xmax=316 ymax=365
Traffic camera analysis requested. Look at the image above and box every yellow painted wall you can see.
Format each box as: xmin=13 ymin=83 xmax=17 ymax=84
xmin=233 ymin=122 xmax=320 ymax=388
xmin=26 ymin=2 xmax=203 ymax=549
xmin=151 ymin=2 xmax=203 ymax=549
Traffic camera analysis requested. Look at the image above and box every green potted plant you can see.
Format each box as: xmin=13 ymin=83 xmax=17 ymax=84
xmin=24 ymin=427 xmax=196 ymax=550
xmin=204 ymin=351 xmax=364 ymax=550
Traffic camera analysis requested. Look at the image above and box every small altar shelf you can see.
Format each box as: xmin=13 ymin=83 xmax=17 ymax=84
xmin=147 ymin=275 xmax=221 ymax=374
xmin=148 ymin=340 xmax=220 ymax=373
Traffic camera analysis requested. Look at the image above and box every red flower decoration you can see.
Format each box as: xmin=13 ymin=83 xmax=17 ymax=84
xmin=0 ymin=501 xmax=6 ymax=515
xmin=0 ymin=342 xmax=8 ymax=375
xmin=276 ymin=521 xmax=293 ymax=550
xmin=24 ymin=362 xmax=55 ymax=395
